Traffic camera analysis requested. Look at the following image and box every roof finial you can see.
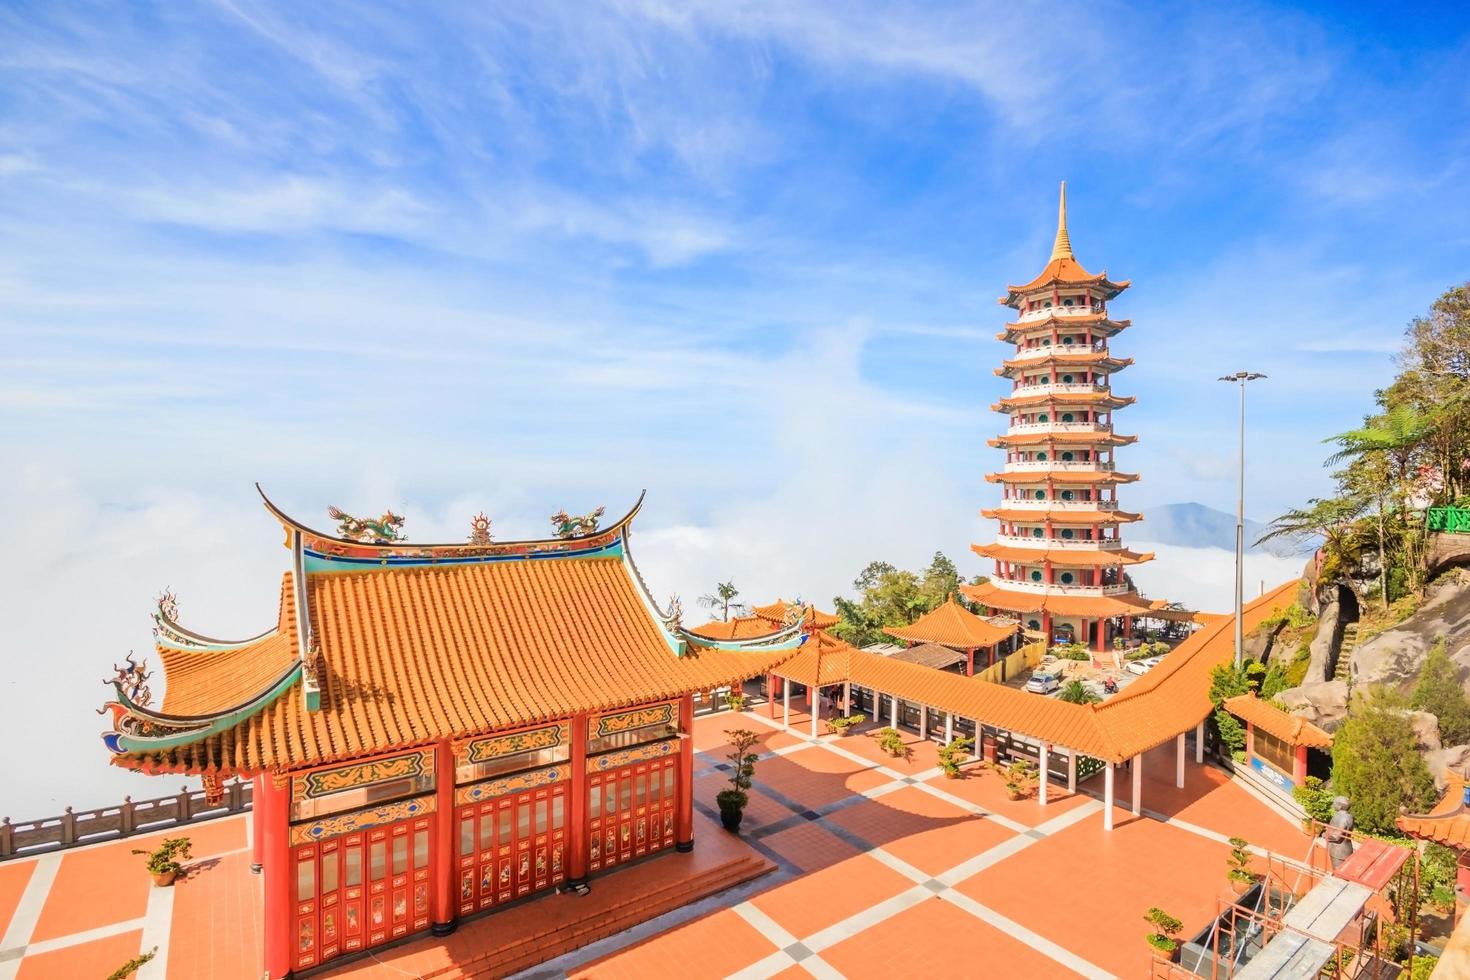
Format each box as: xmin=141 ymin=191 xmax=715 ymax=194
xmin=1050 ymin=180 xmax=1073 ymax=262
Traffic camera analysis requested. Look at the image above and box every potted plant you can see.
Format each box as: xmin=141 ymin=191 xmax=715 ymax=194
xmin=825 ymin=713 xmax=865 ymax=737
xmin=1226 ymin=836 xmax=1255 ymax=895
xmin=875 ymin=726 xmax=910 ymax=759
xmin=1144 ymin=907 xmax=1182 ymax=960
xmin=131 ymin=837 xmax=192 ymax=887
xmin=717 ymin=728 xmax=760 ymax=832
xmin=937 ymin=737 xmax=974 ymax=779
xmin=723 ymin=690 xmax=747 ymax=712
xmin=1004 ymin=759 xmax=1035 ymax=800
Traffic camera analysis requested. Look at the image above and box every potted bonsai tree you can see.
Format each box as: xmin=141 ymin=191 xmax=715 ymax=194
xmin=875 ymin=726 xmax=910 ymax=759
xmin=1003 ymin=758 xmax=1035 ymax=800
xmin=717 ymin=728 xmax=760 ymax=832
xmin=723 ymin=690 xmax=747 ymax=712
xmin=1227 ymin=837 xmax=1256 ymax=895
xmin=937 ymin=737 xmax=974 ymax=779
xmin=1144 ymin=906 xmax=1182 ymax=961
xmin=825 ymin=713 xmax=865 ymax=737
xmin=132 ymin=837 xmax=192 ymax=887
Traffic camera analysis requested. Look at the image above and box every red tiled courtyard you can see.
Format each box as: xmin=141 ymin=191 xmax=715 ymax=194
xmin=0 ymin=705 xmax=1312 ymax=978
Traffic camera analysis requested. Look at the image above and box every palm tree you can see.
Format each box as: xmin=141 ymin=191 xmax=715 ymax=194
xmin=697 ymin=581 xmax=746 ymax=622
xmin=1258 ymin=496 xmax=1369 ymax=605
xmin=1058 ymin=679 xmax=1101 ymax=705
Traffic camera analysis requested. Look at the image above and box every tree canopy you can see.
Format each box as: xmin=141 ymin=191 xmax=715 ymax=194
xmin=832 ymin=552 xmax=976 ymax=648
xmin=1331 ymin=687 xmax=1436 ymax=834
xmin=1411 ymin=638 xmax=1470 ymax=746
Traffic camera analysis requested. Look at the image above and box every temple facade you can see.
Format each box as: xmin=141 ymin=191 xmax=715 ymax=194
xmin=98 ymin=490 xmax=801 ymax=978
xmin=966 ymin=183 xmax=1156 ymax=652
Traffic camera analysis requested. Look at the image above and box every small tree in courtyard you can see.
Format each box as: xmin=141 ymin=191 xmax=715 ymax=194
xmin=717 ymin=728 xmax=760 ymax=831
xmin=1332 ymin=687 xmax=1436 ymax=834
xmin=1144 ymin=907 xmax=1183 ymax=958
xmin=1411 ymin=638 xmax=1470 ymax=746
xmin=1058 ymin=679 xmax=1100 ymax=704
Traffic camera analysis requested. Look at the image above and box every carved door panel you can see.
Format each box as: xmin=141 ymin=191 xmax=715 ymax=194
xmin=341 ymin=833 xmax=365 ymax=953
xmin=410 ymin=818 xmax=432 ymax=932
xmin=366 ymin=828 xmax=390 ymax=946
xmin=292 ymin=842 xmax=320 ymax=973
xmin=387 ymin=821 xmax=411 ymax=939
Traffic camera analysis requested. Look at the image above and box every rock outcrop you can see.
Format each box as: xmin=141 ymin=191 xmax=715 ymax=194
xmin=1306 ymin=594 xmax=1343 ymax=684
xmin=1276 ymin=680 xmax=1350 ymax=732
xmin=1351 ymin=573 xmax=1470 ymax=688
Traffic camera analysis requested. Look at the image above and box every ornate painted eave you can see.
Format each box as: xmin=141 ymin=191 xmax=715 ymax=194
xmin=102 ymin=660 xmax=303 ymax=757
xmin=257 ymin=484 xmax=646 ymax=572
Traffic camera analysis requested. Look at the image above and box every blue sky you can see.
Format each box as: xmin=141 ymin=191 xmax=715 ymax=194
xmin=1 ymin=2 xmax=1468 ymax=808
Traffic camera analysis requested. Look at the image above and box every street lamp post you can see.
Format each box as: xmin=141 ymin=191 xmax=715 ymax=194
xmin=1218 ymin=371 xmax=1266 ymax=668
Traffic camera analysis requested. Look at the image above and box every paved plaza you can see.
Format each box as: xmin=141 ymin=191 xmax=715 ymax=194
xmin=0 ymin=703 xmax=1312 ymax=979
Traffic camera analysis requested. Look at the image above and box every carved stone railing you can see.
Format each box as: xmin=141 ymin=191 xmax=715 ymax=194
xmin=1 ymin=779 xmax=251 ymax=861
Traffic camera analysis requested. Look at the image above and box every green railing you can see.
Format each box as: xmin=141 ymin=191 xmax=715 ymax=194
xmin=1427 ymin=507 xmax=1470 ymax=533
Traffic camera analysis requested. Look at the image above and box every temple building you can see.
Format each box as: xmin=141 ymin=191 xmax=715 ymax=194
xmin=965 ymin=182 xmax=1157 ymax=652
xmin=97 ymin=489 xmax=802 ymax=978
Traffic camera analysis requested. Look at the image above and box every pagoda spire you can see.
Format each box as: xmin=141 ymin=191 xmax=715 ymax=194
xmin=1050 ymin=180 xmax=1073 ymax=261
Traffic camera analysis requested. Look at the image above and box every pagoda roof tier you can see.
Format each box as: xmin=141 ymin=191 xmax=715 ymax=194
xmin=1222 ymin=693 xmax=1332 ymax=749
xmin=772 ymin=630 xmax=856 ymax=687
xmin=961 ymin=580 xmax=1160 ymax=618
xmin=972 ymin=543 xmax=1154 ymax=567
xmin=1398 ymin=770 xmax=1470 ymax=849
xmin=993 ymin=391 xmax=1135 ymax=412
xmin=687 ymin=615 xmax=777 ymax=641
xmin=1000 ymin=183 xmax=1130 ymax=307
xmin=751 ymin=600 xmax=840 ymax=631
xmin=988 ymin=431 xmax=1138 ymax=449
xmin=996 ymin=352 xmax=1133 ymax=377
xmin=985 ymin=470 xmax=1139 ymax=485
xmin=100 ymin=493 xmax=805 ymax=776
xmin=982 ymin=506 xmax=1143 ymax=524
xmin=996 ymin=314 xmax=1130 ymax=344
xmin=881 ymin=597 xmax=1016 ymax=649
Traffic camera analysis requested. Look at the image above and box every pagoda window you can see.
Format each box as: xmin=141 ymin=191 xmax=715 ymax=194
xmin=1037 ymin=413 xmax=1049 ymax=422
xmin=1061 ymin=413 xmax=1075 ymax=423
xmin=1034 ymin=490 xmax=1046 ymax=500
xmin=291 ymin=763 xmax=437 ymax=822
xmin=1031 ymin=527 xmax=1043 ymax=538
xmin=1043 ymin=300 xmax=1053 ymax=308
xmin=1060 ymin=529 xmax=1074 ymax=539
xmin=1030 ymin=570 xmax=1043 ymax=582
xmin=1041 ymin=337 xmax=1052 ymax=346
xmin=1061 ymin=490 xmax=1075 ymax=501
xmin=457 ymin=740 xmax=571 ymax=786
xmin=1061 ymin=374 xmax=1074 ymax=384
xmin=1062 ymin=297 xmax=1074 ymax=307
xmin=1059 ymin=572 xmax=1075 ymax=585
xmin=1036 ymin=451 xmax=1047 ymax=460
xmin=587 ymin=716 xmax=680 ymax=757
xmin=1060 ymin=451 xmax=1074 ymax=461
xmin=1027 ymin=619 xmax=1041 ymax=631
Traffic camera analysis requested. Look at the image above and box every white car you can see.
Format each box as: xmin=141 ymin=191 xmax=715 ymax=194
xmin=1025 ymin=671 xmax=1062 ymax=694
xmin=1125 ymin=656 xmax=1163 ymax=676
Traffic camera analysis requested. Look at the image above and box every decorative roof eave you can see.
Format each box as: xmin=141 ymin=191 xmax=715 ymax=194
xmin=257 ymin=484 xmax=646 ymax=571
xmin=988 ymin=432 xmax=1139 ymax=448
xmin=1222 ymin=692 xmax=1332 ymax=749
xmin=984 ymin=470 xmax=1140 ymax=485
xmin=996 ymin=354 xmax=1133 ymax=375
xmin=996 ymin=315 xmax=1131 ymax=340
xmin=102 ymin=661 xmax=302 ymax=757
xmin=1000 ymin=274 xmax=1131 ymax=307
xmin=981 ymin=506 xmax=1144 ymax=525
xmin=1398 ymin=771 xmax=1470 ymax=848
xmin=154 ymin=627 xmax=280 ymax=653
xmin=992 ymin=393 xmax=1136 ymax=412
xmin=683 ymin=624 xmax=807 ymax=653
xmin=970 ymin=542 xmax=1155 ymax=567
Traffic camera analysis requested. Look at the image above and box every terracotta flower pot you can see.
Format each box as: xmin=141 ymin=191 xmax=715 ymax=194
xmin=1229 ymin=877 xmax=1251 ymax=896
xmin=151 ymin=868 xmax=179 ymax=887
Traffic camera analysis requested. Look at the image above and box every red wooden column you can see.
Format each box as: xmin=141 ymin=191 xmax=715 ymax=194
xmin=676 ymin=694 xmax=695 ymax=852
xmin=1293 ymin=744 xmax=1307 ymax=785
xmin=260 ymin=772 xmax=291 ymax=980
xmin=966 ymin=647 xmax=975 ymax=677
xmin=430 ymin=738 xmax=456 ymax=936
xmin=568 ymin=713 xmax=590 ymax=887
xmin=767 ymin=675 xmax=777 ymax=719
xmin=251 ymin=773 xmax=265 ymax=874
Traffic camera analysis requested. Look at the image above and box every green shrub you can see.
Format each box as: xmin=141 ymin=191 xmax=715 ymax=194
xmin=1412 ymin=638 xmax=1470 ymax=745
xmin=1058 ymin=679 xmax=1101 ymax=704
xmin=875 ymin=727 xmax=910 ymax=758
xmin=1293 ymin=776 xmax=1335 ymax=824
xmin=1143 ymin=907 xmax=1183 ymax=956
xmin=1227 ymin=837 xmax=1254 ymax=884
xmin=937 ymin=737 xmax=974 ymax=777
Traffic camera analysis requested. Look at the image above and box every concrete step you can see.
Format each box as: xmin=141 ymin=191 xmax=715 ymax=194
xmin=1230 ymin=763 xmax=1306 ymax=829
xmin=1333 ymin=624 xmax=1359 ymax=682
xmin=442 ymin=854 xmax=773 ymax=979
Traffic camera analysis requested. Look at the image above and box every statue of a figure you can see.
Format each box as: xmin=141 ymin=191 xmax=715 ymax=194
xmin=1326 ymin=795 xmax=1354 ymax=869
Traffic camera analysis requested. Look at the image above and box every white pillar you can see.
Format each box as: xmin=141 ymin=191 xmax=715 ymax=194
xmin=1195 ymin=722 xmax=1205 ymax=764
xmin=1131 ymin=754 xmax=1142 ymax=817
xmin=843 ymin=681 xmax=852 ymax=718
xmin=971 ymin=722 xmax=981 ymax=761
xmin=811 ymin=687 xmax=820 ymax=738
xmin=919 ymin=705 xmax=928 ymax=740
xmin=1038 ymin=744 xmax=1049 ymax=806
xmin=1175 ymin=733 xmax=1186 ymax=788
xmin=783 ymin=680 xmax=791 ymax=729
xmin=945 ymin=713 xmax=954 ymax=744
xmin=890 ymin=695 xmax=899 ymax=729
xmin=1067 ymin=748 xmax=1077 ymax=793
xmin=1104 ymin=764 xmax=1115 ymax=831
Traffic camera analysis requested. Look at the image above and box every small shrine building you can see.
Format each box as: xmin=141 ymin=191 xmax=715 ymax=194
xmin=964 ymin=182 xmax=1161 ymax=652
xmin=98 ymin=490 xmax=801 ymax=978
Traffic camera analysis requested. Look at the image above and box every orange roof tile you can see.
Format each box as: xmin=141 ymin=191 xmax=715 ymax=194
xmin=996 ymin=352 xmax=1133 ymax=376
xmin=992 ymin=391 xmax=1135 ymax=412
xmin=996 ymin=313 xmax=1129 ymax=340
xmin=970 ymin=543 xmax=1154 ymax=567
xmin=124 ymin=557 xmax=798 ymax=775
xmin=158 ymin=578 xmax=297 ymax=716
xmin=985 ymin=470 xmax=1139 ymax=485
xmin=1223 ymin=693 xmax=1333 ymax=749
xmin=987 ymin=432 xmax=1138 ymax=449
xmin=981 ymin=506 xmax=1143 ymax=525
xmin=960 ymin=580 xmax=1160 ymax=618
xmin=772 ymin=631 xmax=854 ymax=687
xmin=1000 ymin=185 xmax=1130 ymax=304
xmin=1398 ymin=771 xmax=1470 ymax=849
xmin=686 ymin=615 xmax=774 ymax=641
xmin=882 ymin=598 xmax=1017 ymax=648
xmin=751 ymin=600 xmax=840 ymax=631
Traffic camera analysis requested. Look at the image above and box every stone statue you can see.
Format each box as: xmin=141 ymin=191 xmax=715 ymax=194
xmin=1326 ymin=795 xmax=1354 ymax=869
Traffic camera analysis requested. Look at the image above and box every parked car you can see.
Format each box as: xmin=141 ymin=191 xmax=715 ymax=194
xmin=1125 ymin=656 xmax=1163 ymax=676
xmin=1025 ymin=671 xmax=1062 ymax=695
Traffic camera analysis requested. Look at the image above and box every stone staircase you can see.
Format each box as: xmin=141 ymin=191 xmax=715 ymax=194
xmin=1332 ymin=623 xmax=1359 ymax=682
xmin=1230 ymin=762 xmax=1306 ymax=829
xmin=430 ymin=853 xmax=774 ymax=978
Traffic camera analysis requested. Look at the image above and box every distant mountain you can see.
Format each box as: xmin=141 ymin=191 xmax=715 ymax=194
xmin=1132 ymin=502 xmax=1311 ymax=558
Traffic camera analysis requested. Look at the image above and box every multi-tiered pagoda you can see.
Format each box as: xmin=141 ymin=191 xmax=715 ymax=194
xmin=964 ymin=183 xmax=1155 ymax=653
